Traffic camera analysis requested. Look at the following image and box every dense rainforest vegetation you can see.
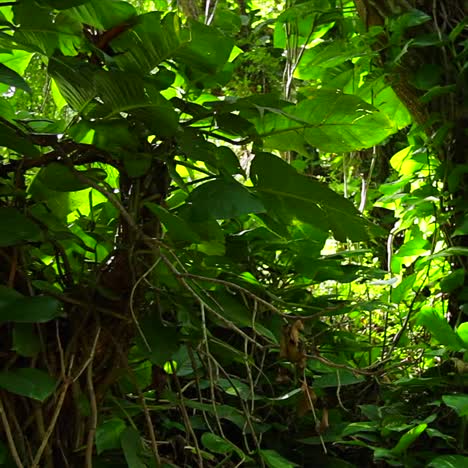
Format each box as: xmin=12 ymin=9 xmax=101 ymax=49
xmin=0 ymin=0 xmax=467 ymax=466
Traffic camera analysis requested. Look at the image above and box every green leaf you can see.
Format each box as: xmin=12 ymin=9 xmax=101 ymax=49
xmin=0 ymin=286 xmax=61 ymax=323
xmin=48 ymin=56 xmax=96 ymax=113
xmin=251 ymin=90 xmax=395 ymax=153
xmin=145 ymin=203 xmax=200 ymax=243
xmin=428 ymin=455 xmax=468 ymax=468
xmin=0 ymin=368 xmax=56 ymax=401
xmin=13 ymin=4 xmax=82 ymax=55
xmin=137 ymin=315 xmax=179 ymax=367
xmin=391 ymin=423 xmax=426 ymax=455
xmin=12 ymin=323 xmax=41 ymax=357
xmin=0 ymin=208 xmax=42 ymax=246
xmin=0 ymin=120 xmax=40 ymax=156
xmin=429 ymin=247 xmax=468 ymax=259
xmin=176 ymin=20 xmax=234 ymax=74
xmin=251 ymin=153 xmax=375 ymax=241
xmin=417 ymin=306 xmax=466 ymax=351
xmin=96 ymin=419 xmax=126 ymax=455
xmin=110 ymin=12 xmax=185 ymax=73
xmin=442 ymin=394 xmax=468 ymax=417
xmin=394 ymin=237 xmax=431 ymax=258
xmin=36 ymin=0 xmax=91 ymax=9
xmin=314 ymin=369 xmax=365 ymax=388
xmin=0 ymin=50 xmax=32 ymax=76
xmin=259 ymin=449 xmax=299 ymax=468
xmin=342 ymin=421 xmax=379 ymax=437
xmin=66 ymin=0 xmax=137 ymax=30
xmin=187 ymin=178 xmax=265 ymax=221
xmin=201 ymin=432 xmax=234 ymax=454
xmin=36 ymin=163 xmax=105 ymax=192
xmin=92 ymin=70 xmax=178 ymax=136
xmin=440 ymin=269 xmax=465 ymax=293
xmin=120 ymin=427 xmax=145 ymax=468
xmin=457 ymin=323 xmax=468 ymax=347
xmin=0 ymin=63 xmax=31 ymax=93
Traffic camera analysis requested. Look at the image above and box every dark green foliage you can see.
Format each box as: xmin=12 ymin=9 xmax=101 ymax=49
xmin=0 ymin=0 xmax=467 ymax=467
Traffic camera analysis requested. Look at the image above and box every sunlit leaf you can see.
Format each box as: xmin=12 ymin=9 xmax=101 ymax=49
xmin=417 ymin=306 xmax=465 ymax=351
xmin=251 ymin=90 xmax=395 ymax=153
xmin=110 ymin=12 xmax=184 ymax=73
xmin=391 ymin=423 xmax=426 ymax=454
xmin=66 ymin=0 xmax=137 ymax=30
xmin=187 ymin=178 xmax=265 ymax=221
xmin=251 ymin=153 xmax=377 ymax=241
xmin=0 ymin=63 xmax=31 ymax=92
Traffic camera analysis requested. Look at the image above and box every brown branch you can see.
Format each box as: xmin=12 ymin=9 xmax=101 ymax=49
xmin=0 ymin=392 xmax=24 ymax=468
xmin=31 ymin=382 xmax=70 ymax=468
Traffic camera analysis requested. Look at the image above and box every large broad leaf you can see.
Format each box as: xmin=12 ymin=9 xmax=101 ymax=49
xmin=0 ymin=120 xmax=40 ymax=156
xmin=13 ymin=4 xmax=82 ymax=55
xmin=136 ymin=315 xmax=180 ymax=367
xmin=145 ymin=203 xmax=200 ymax=243
xmin=0 ymin=63 xmax=31 ymax=93
xmin=69 ymin=119 xmax=139 ymax=153
xmin=120 ymin=427 xmax=146 ymax=468
xmin=175 ymin=20 xmax=234 ymax=74
xmin=442 ymin=394 xmax=468 ymax=417
xmin=48 ymin=56 xmax=96 ymax=113
xmin=417 ymin=306 xmax=465 ymax=351
xmin=0 ymin=286 xmax=61 ymax=323
xmin=274 ymin=0 xmax=336 ymax=49
xmin=96 ymin=419 xmax=126 ymax=455
xmin=36 ymin=0 xmax=91 ymax=8
xmin=428 ymin=455 xmax=468 ymax=468
xmin=251 ymin=153 xmax=376 ymax=241
xmin=36 ymin=162 xmax=106 ymax=192
xmin=187 ymin=178 xmax=265 ymax=221
xmin=0 ymin=50 xmax=32 ymax=77
xmin=250 ymin=90 xmax=395 ymax=153
xmin=93 ymin=70 xmax=178 ymax=136
xmin=177 ymin=129 xmax=243 ymax=175
xmin=66 ymin=0 xmax=137 ymax=30
xmin=0 ymin=368 xmax=56 ymax=401
xmin=110 ymin=12 xmax=185 ymax=73
xmin=0 ymin=207 xmax=42 ymax=245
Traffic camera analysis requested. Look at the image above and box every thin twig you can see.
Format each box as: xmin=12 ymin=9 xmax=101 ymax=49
xmin=85 ymin=329 xmax=101 ymax=468
xmin=0 ymin=393 xmax=24 ymax=468
xmin=73 ymin=328 xmax=101 ymax=383
xmin=56 ymin=322 xmax=66 ymax=379
xmin=169 ymin=362 xmax=204 ymax=468
xmin=138 ymin=392 xmax=161 ymax=467
xmin=200 ymin=304 xmax=225 ymax=437
xmin=31 ymin=383 xmax=70 ymax=468
xmin=160 ymin=254 xmax=263 ymax=347
xmin=129 ymin=257 xmax=162 ymax=352
xmin=302 ymin=374 xmax=327 ymax=454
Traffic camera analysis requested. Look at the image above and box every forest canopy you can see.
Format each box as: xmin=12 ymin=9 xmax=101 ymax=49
xmin=0 ymin=0 xmax=467 ymax=467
